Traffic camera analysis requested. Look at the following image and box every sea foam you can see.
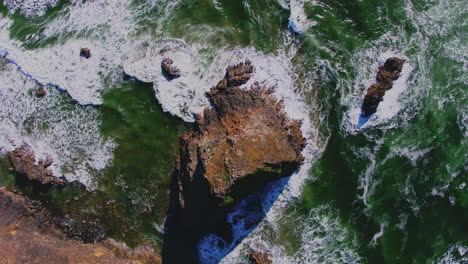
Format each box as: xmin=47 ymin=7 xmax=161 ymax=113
xmin=0 ymin=59 xmax=115 ymax=189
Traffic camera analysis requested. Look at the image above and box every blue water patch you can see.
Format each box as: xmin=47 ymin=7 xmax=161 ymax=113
xmin=288 ymin=18 xmax=305 ymax=34
xmin=358 ymin=112 xmax=372 ymax=127
xmin=198 ymin=175 xmax=293 ymax=264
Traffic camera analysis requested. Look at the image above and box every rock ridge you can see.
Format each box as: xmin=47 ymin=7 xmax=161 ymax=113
xmin=361 ymin=57 xmax=405 ymax=116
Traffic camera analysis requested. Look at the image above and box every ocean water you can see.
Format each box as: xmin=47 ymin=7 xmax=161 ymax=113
xmin=0 ymin=0 xmax=466 ymax=263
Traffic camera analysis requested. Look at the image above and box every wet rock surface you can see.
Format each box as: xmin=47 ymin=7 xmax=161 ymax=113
xmin=361 ymin=57 xmax=405 ymax=116
xmin=36 ymin=86 xmax=47 ymax=97
xmin=161 ymin=57 xmax=181 ymax=80
xmin=79 ymin=48 xmax=92 ymax=59
xmin=164 ymin=61 xmax=305 ymax=263
xmin=9 ymin=144 xmax=67 ymax=186
xmin=0 ymin=187 xmax=162 ymax=264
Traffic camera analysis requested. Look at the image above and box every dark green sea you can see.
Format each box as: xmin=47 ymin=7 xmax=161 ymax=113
xmin=0 ymin=0 xmax=466 ymax=263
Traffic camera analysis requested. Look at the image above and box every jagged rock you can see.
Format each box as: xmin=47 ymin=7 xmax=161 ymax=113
xmin=80 ymin=48 xmax=92 ymax=59
xmin=9 ymin=143 xmax=67 ymax=186
xmin=164 ymin=61 xmax=305 ymax=263
xmin=250 ymin=251 xmax=272 ymax=264
xmin=36 ymin=86 xmax=47 ymax=97
xmin=161 ymin=57 xmax=181 ymax=80
xmin=0 ymin=187 xmax=162 ymax=264
xmin=361 ymin=57 xmax=405 ymax=116
xmin=177 ymin=60 xmax=304 ymax=203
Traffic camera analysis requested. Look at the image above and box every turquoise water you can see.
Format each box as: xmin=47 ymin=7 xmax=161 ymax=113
xmin=0 ymin=0 xmax=466 ymax=263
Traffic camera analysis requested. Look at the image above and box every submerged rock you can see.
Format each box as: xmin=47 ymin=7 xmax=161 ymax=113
xmin=0 ymin=187 xmax=162 ymax=264
xmin=80 ymin=48 xmax=92 ymax=59
xmin=9 ymin=144 xmax=67 ymax=186
xmin=164 ymin=61 xmax=305 ymax=263
xmin=361 ymin=57 xmax=405 ymax=117
xmin=161 ymin=57 xmax=181 ymax=80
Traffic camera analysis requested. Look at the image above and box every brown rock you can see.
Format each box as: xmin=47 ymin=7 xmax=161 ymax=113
xmin=176 ymin=60 xmax=305 ymax=224
xmin=361 ymin=57 xmax=405 ymax=116
xmin=9 ymin=143 xmax=67 ymax=186
xmin=161 ymin=57 xmax=181 ymax=80
xmin=80 ymin=48 xmax=92 ymax=59
xmin=250 ymin=251 xmax=272 ymax=264
xmin=0 ymin=187 xmax=161 ymax=264
xmin=164 ymin=61 xmax=306 ymax=263
xmin=36 ymin=86 xmax=47 ymax=97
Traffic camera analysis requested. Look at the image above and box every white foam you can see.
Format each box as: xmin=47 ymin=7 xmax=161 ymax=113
xmin=221 ymin=206 xmax=363 ymax=264
xmin=0 ymin=0 xmax=164 ymax=106
xmin=370 ymin=220 xmax=387 ymax=247
xmin=0 ymin=59 xmax=115 ymax=189
xmin=436 ymin=243 xmax=468 ymax=264
xmin=123 ymin=38 xmax=209 ymax=122
xmin=4 ymin=0 xmax=63 ymax=18
xmin=287 ymin=0 xmax=318 ymax=33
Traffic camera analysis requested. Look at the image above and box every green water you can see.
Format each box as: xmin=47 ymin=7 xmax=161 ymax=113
xmin=0 ymin=0 xmax=466 ymax=263
xmin=0 ymin=78 xmax=187 ymax=249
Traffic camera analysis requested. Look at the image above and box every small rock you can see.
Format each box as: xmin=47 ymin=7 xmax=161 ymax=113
xmin=80 ymin=48 xmax=92 ymax=59
xmin=161 ymin=57 xmax=181 ymax=80
xmin=250 ymin=251 xmax=272 ymax=264
xmin=141 ymin=203 xmax=152 ymax=214
xmin=36 ymin=86 xmax=47 ymax=97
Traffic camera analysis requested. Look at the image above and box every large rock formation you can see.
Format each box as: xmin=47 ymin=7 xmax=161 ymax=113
xmin=9 ymin=144 xmax=67 ymax=186
xmin=164 ymin=61 xmax=305 ymax=263
xmin=361 ymin=57 xmax=405 ymax=116
xmin=0 ymin=187 xmax=161 ymax=264
xmin=176 ymin=60 xmax=304 ymax=221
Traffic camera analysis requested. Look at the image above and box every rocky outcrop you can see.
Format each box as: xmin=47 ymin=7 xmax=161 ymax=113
xmin=0 ymin=187 xmax=162 ymax=264
xmin=250 ymin=251 xmax=272 ymax=264
xmin=164 ymin=61 xmax=305 ymax=263
xmin=361 ymin=57 xmax=405 ymax=116
xmin=178 ymin=60 xmax=304 ymax=201
xmin=9 ymin=144 xmax=67 ymax=186
xmin=79 ymin=48 xmax=92 ymax=59
xmin=161 ymin=57 xmax=181 ymax=80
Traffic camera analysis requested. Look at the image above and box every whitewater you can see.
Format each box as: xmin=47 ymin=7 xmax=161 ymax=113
xmin=0 ymin=0 xmax=466 ymax=263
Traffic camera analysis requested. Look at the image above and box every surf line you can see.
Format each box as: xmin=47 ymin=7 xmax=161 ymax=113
xmin=0 ymin=48 xmax=101 ymax=106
